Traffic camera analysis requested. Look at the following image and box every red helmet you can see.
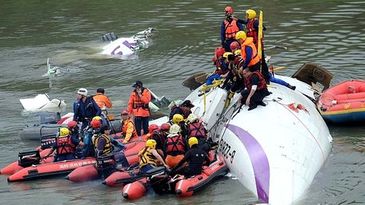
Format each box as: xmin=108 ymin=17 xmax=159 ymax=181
xmin=148 ymin=124 xmax=159 ymax=133
xmin=225 ymin=6 xmax=234 ymax=15
xmin=121 ymin=109 xmax=129 ymax=116
xmin=230 ymin=41 xmax=240 ymax=51
xmin=160 ymin=123 xmax=171 ymax=131
xmin=215 ymin=47 xmax=225 ymax=59
xmin=67 ymin=121 xmax=77 ymax=129
xmin=90 ymin=119 xmax=101 ymax=129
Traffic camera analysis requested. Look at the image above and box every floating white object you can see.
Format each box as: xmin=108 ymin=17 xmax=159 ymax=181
xmin=20 ymin=94 xmax=66 ymax=113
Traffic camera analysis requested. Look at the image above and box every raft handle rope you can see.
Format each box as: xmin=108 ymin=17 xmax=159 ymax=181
xmin=199 ymin=79 xmax=225 ymax=115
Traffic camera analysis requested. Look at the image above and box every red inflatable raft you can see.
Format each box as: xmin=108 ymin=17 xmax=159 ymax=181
xmin=317 ymin=80 xmax=365 ymax=123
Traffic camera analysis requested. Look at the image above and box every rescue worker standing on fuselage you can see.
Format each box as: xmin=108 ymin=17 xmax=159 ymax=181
xmin=235 ymin=31 xmax=261 ymax=74
xmin=120 ymin=110 xmax=138 ymax=143
xmin=221 ymin=6 xmax=243 ymax=52
xmin=128 ymin=81 xmax=152 ymax=136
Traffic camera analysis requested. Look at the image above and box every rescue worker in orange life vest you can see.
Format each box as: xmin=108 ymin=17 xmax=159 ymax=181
xmin=235 ymin=31 xmax=263 ymax=75
xmin=171 ymin=137 xmax=210 ymax=178
xmin=44 ymin=127 xmax=80 ymax=162
xmin=240 ymin=67 xmax=271 ymax=111
xmin=139 ymin=139 xmax=168 ymax=174
xmin=93 ymin=88 xmax=112 ymax=111
xmin=128 ymin=80 xmax=152 ymax=136
xmin=120 ymin=110 xmax=138 ymax=143
xmin=163 ymin=124 xmax=188 ymax=169
xmin=221 ymin=6 xmax=244 ymax=52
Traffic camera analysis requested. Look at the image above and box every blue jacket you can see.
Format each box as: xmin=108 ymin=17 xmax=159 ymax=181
xmin=73 ymin=97 xmax=101 ymax=122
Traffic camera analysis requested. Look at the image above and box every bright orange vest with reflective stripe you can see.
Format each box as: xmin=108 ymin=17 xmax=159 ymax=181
xmin=240 ymin=37 xmax=261 ymax=67
xmin=224 ymin=19 xmax=240 ymax=39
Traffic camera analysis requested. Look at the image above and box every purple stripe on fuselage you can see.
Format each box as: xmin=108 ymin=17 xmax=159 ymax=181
xmin=227 ymin=124 xmax=270 ymax=203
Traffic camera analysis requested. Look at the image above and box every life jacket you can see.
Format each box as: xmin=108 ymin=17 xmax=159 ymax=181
xmin=188 ymin=121 xmax=207 ymax=139
xmin=246 ymin=19 xmax=258 ymax=44
xmin=139 ymin=147 xmax=158 ymax=167
xmin=244 ymin=71 xmax=267 ymax=91
xmin=121 ymin=119 xmax=138 ymax=140
xmin=93 ymin=93 xmax=112 ymax=110
xmin=128 ymin=88 xmax=151 ymax=117
xmin=92 ymin=134 xmax=113 ymax=156
xmin=56 ymin=135 xmax=76 ymax=155
xmin=240 ymin=37 xmax=261 ymax=67
xmin=166 ymin=134 xmax=186 ymax=156
xmin=224 ymin=19 xmax=240 ymax=39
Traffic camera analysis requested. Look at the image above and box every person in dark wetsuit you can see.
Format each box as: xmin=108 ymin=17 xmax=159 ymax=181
xmin=171 ymin=137 xmax=210 ymax=177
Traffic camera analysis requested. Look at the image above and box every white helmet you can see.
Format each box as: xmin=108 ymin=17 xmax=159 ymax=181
xmin=77 ymin=88 xmax=88 ymax=96
xmin=169 ymin=124 xmax=181 ymax=135
xmin=186 ymin=113 xmax=198 ymax=123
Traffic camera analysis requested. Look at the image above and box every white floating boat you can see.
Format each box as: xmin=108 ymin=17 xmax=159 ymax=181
xmin=183 ymin=64 xmax=333 ymax=204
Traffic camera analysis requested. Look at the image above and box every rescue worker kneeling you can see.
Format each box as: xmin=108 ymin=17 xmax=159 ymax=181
xmin=171 ymin=137 xmax=210 ymax=178
xmin=120 ymin=110 xmax=138 ymax=143
xmin=91 ymin=118 xmax=129 ymax=171
xmin=241 ymin=67 xmax=271 ymax=111
xmin=45 ymin=127 xmax=80 ymax=162
xmin=139 ymin=139 xmax=168 ymax=174
xmin=164 ymin=124 xmax=188 ymax=168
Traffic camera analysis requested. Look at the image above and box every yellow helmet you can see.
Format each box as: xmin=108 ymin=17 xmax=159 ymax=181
xmin=169 ymin=124 xmax=181 ymax=134
xmin=59 ymin=127 xmax=70 ymax=137
xmin=186 ymin=113 xmax=198 ymax=123
xmin=246 ymin=9 xmax=256 ymax=19
xmin=235 ymin=31 xmax=247 ymax=41
xmin=234 ymin=49 xmax=241 ymax=56
xmin=92 ymin=116 xmax=102 ymax=121
xmin=188 ymin=137 xmax=199 ymax=147
xmin=146 ymin=139 xmax=157 ymax=149
xmin=172 ymin=114 xmax=184 ymax=124
xmin=223 ymin=52 xmax=233 ymax=59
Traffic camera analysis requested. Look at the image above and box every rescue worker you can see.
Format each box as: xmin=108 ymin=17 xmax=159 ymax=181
xmin=120 ymin=110 xmax=138 ymax=143
xmin=139 ymin=139 xmax=168 ymax=174
xmin=91 ymin=118 xmax=129 ymax=170
xmin=241 ymin=67 xmax=271 ymax=111
xmin=221 ymin=6 xmax=243 ymax=52
xmin=45 ymin=127 xmax=79 ymax=162
xmin=235 ymin=31 xmax=261 ymax=74
xmin=171 ymin=137 xmax=210 ymax=178
xmin=186 ymin=114 xmax=207 ymax=141
xmin=153 ymin=123 xmax=170 ymax=157
xmin=238 ymin=9 xmax=270 ymax=83
xmin=73 ymin=88 xmax=102 ymax=132
xmin=172 ymin=114 xmax=188 ymax=139
xmin=81 ymin=116 xmax=104 ymax=158
xmin=93 ymin=88 xmax=112 ymax=111
xmin=128 ymin=80 xmax=152 ymax=136
xmin=169 ymin=100 xmax=194 ymax=120
xmin=164 ymin=124 xmax=187 ymax=168
xmin=230 ymin=41 xmax=241 ymax=54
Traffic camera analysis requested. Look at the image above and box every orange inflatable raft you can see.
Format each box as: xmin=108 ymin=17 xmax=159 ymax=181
xmin=317 ymin=80 xmax=365 ymax=123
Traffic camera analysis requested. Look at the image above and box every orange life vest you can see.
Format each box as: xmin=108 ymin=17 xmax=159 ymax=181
xmin=224 ymin=19 xmax=240 ymax=39
xmin=121 ymin=119 xmax=138 ymax=140
xmin=93 ymin=93 xmax=112 ymax=109
xmin=188 ymin=121 xmax=207 ymax=139
xmin=244 ymin=71 xmax=267 ymax=91
xmin=56 ymin=135 xmax=76 ymax=155
xmin=127 ymin=88 xmax=151 ymax=117
xmin=165 ymin=135 xmax=186 ymax=156
xmin=240 ymin=37 xmax=261 ymax=67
